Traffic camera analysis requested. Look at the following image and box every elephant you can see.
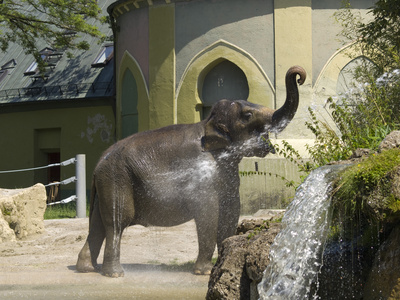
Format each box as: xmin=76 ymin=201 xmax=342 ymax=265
xmin=76 ymin=65 xmax=306 ymax=277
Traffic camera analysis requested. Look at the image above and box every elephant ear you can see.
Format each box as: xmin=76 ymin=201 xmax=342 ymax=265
xmin=202 ymin=118 xmax=231 ymax=151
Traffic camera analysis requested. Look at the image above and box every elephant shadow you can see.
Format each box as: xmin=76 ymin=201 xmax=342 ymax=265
xmin=68 ymin=261 xmax=199 ymax=274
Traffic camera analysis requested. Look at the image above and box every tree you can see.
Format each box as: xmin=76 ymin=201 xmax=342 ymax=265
xmin=0 ymin=0 xmax=105 ymax=71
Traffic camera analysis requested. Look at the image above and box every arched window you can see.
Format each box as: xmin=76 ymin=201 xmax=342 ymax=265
xmin=121 ymin=69 xmax=138 ymax=138
xmin=201 ymin=60 xmax=249 ymax=119
xmin=337 ymin=56 xmax=374 ymax=95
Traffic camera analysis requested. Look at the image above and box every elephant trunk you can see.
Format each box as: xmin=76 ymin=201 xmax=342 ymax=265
xmin=271 ymin=66 xmax=306 ymax=133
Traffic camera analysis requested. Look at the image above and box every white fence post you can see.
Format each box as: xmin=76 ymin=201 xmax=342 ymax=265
xmin=75 ymin=154 xmax=86 ymax=218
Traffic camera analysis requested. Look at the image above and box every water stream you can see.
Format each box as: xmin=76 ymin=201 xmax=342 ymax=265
xmin=258 ymin=165 xmax=346 ymax=299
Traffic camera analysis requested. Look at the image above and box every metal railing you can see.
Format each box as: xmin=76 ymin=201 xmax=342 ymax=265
xmin=0 ymin=81 xmax=114 ymax=100
xmin=0 ymin=154 xmax=87 ymax=218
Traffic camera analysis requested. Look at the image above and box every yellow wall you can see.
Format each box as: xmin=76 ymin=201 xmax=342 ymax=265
xmin=274 ymin=0 xmax=313 ymax=139
xmin=177 ymin=40 xmax=275 ymax=124
xmin=148 ymin=5 xmax=176 ymax=129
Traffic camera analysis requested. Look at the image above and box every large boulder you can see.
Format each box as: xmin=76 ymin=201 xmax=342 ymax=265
xmin=0 ymin=183 xmax=47 ymax=242
xmin=378 ymin=131 xmax=400 ymax=152
xmin=206 ymin=218 xmax=282 ymax=300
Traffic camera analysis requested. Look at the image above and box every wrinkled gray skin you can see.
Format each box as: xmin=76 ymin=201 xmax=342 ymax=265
xmin=76 ymin=66 xmax=306 ymax=277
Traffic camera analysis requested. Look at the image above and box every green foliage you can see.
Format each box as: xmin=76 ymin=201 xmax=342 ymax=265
xmin=0 ymin=0 xmax=106 ymax=72
xmin=334 ymin=148 xmax=400 ymax=220
xmin=1 ymin=207 xmax=11 ymax=216
xmin=304 ymin=103 xmax=352 ymax=165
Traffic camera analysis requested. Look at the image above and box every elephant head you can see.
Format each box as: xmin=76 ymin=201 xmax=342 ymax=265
xmin=202 ymin=65 xmax=306 ymax=157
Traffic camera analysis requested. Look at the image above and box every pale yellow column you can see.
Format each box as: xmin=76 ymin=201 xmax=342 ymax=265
xmin=274 ymin=0 xmax=312 ymax=139
xmin=149 ymin=4 xmax=176 ymax=129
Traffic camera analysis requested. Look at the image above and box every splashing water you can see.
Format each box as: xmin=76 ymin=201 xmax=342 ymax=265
xmin=258 ymin=165 xmax=346 ymax=299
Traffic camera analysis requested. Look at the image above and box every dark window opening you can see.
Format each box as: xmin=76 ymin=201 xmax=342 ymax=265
xmin=201 ymin=60 xmax=249 ymax=119
xmin=46 ymin=152 xmax=61 ymax=204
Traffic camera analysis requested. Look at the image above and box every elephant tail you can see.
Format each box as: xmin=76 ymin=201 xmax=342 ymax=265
xmin=88 ymin=176 xmax=96 ymax=228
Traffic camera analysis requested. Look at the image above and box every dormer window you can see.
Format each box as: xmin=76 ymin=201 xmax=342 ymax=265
xmin=0 ymin=59 xmax=17 ymax=85
xmin=24 ymin=47 xmax=62 ymax=76
xmin=92 ymin=44 xmax=114 ymax=68
xmin=24 ymin=61 xmax=39 ymax=76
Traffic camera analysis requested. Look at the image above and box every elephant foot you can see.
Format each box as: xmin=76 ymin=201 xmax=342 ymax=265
xmin=101 ymin=264 xmax=125 ymax=278
xmin=102 ymin=270 xmax=125 ymax=278
xmin=193 ymin=262 xmax=213 ymax=275
xmin=76 ymin=257 xmax=98 ymax=273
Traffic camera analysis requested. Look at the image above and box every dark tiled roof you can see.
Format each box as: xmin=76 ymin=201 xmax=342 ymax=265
xmin=0 ymin=0 xmax=115 ymax=105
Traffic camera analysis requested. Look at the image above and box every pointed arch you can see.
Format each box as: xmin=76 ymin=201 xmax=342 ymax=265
xmin=117 ymin=51 xmax=150 ymax=138
xmin=313 ymin=43 xmax=367 ymax=99
xmin=336 ymin=56 xmax=375 ymax=95
xmin=176 ymin=40 xmax=274 ymax=124
xmin=312 ymin=43 xmax=375 ymax=132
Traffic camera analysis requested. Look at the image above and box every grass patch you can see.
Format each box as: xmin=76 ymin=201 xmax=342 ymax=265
xmin=44 ymin=201 xmax=89 ymax=219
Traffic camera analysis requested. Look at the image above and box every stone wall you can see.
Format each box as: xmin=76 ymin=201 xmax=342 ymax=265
xmin=0 ymin=183 xmax=47 ymax=242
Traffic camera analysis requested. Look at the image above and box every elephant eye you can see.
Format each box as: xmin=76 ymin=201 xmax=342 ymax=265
xmin=243 ymin=112 xmax=252 ymax=121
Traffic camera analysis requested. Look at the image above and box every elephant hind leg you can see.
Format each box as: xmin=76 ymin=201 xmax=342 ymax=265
xmin=101 ymin=227 xmax=125 ymax=277
xmin=76 ymin=200 xmax=105 ymax=273
xmin=99 ymin=188 xmax=135 ymax=278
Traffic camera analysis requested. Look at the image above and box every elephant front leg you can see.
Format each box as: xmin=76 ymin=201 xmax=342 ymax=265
xmin=217 ymin=195 xmax=240 ymax=250
xmin=194 ymin=215 xmax=218 ymax=275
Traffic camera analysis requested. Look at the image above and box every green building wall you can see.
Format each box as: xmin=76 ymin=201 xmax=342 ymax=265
xmin=0 ymin=103 xmax=115 ymax=198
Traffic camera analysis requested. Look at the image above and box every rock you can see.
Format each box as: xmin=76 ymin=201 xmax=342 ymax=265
xmin=379 ymin=131 xmax=400 ymax=152
xmin=245 ymin=224 xmax=281 ymax=297
xmin=0 ymin=216 xmax=15 ymax=242
xmin=391 ymin=165 xmax=400 ymax=201
xmin=312 ymin=238 xmax=374 ymax=299
xmin=236 ymin=218 xmax=268 ymax=235
xmin=206 ymin=234 xmax=251 ymax=300
xmin=350 ymin=148 xmax=371 ymax=159
xmin=206 ymin=221 xmax=281 ymax=300
xmin=364 ymin=226 xmax=400 ymax=300
xmin=0 ymin=184 xmax=47 ymax=242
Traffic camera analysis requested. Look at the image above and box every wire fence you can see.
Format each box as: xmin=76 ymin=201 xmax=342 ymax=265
xmin=0 ymin=154 xmax=87 ymax=218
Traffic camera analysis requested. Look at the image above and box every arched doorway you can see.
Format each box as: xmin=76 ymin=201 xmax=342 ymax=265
xmin=201 ymin=60 xmax=249 ymax=119
xmin=121 ymin=69 xmax=138 ymax=138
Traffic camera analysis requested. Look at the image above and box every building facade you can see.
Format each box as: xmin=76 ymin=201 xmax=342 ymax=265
xmin=0 ymin=0 xmax=375 ymax=212
xmin=108 ymin=0 xmax=374 ymax=212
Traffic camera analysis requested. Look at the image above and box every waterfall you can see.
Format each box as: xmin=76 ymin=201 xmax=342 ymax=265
xmin=258 ymin=165 xmax=346 ymax=299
